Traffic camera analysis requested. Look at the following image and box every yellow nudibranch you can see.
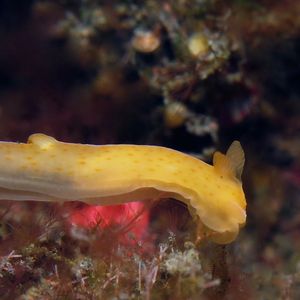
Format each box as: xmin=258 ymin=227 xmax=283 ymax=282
xmin=0 ymin=134 xmax=246 ymax=244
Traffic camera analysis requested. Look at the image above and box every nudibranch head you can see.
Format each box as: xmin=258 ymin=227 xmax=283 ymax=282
xmin=191 ymin=141 xmax=246 ymax=244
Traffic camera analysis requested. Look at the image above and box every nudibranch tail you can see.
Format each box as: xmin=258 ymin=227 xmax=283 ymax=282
xmin=0 ymin=134 xmax=247 ymax=244
xmin=28 ymin=133 xmax=58 ymax=150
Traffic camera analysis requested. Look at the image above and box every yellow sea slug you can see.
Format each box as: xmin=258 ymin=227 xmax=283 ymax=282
xmin=0 ymin=133 xmax=246 ymax=244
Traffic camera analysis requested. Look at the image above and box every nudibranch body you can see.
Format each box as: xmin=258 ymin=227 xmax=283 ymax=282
xmin=0 ymin=134 xmax=246 ymax=244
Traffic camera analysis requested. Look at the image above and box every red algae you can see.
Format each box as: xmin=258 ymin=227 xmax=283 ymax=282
xmin=67 ymin=202 xmax=149 ymax=243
